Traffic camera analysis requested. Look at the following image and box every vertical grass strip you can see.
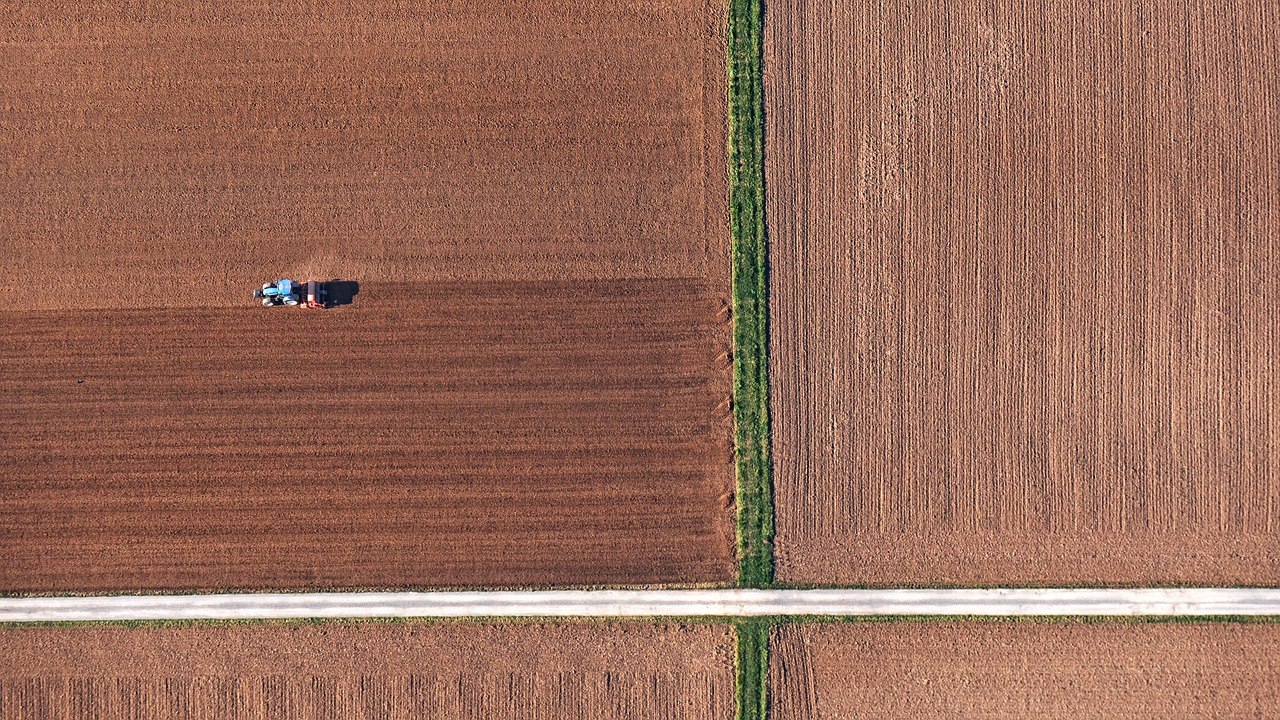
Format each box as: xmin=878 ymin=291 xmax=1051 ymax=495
xmin=735 ymin=621 xmax=771 ymax=720
xmin=728 ymin=0 xmax=774 ymax=587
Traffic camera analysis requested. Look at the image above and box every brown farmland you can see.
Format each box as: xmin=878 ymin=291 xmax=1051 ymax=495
xmin=1 ymin=281 xmax=732 ymax=591
xmin=765 ymin=0 xmax=1280 ymax=584
xmin=0 ymin=0 xmax=729 ymax=310
xmin=0 ymin=0 xmax=733 ymax=590
xmin=0 ymin=622 xmax=734 ymax=719
xmin=771 ymin=622 xmax=1280 ymax=719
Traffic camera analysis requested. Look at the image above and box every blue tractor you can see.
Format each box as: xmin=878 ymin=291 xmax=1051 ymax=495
xmin=253 ymin=278 xmax=328 ymax=308
xmin=254 ymin=278 xmax=300 ymax=306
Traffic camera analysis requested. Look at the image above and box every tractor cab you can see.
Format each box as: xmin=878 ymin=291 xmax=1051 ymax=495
xmin=254 ymin=278 xmax=300 ymax=306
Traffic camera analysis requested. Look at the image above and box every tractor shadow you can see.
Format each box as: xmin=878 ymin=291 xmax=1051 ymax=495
xmin=324 ymin=280 xmax=360 ymax=307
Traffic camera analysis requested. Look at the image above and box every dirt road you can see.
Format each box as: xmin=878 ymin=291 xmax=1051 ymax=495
xmin=6 ymin=589 xmax=1280 ymax=622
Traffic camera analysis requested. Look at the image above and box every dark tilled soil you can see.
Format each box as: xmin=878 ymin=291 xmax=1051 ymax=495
xmin=0 ymin=280 xmax=734 ymax=591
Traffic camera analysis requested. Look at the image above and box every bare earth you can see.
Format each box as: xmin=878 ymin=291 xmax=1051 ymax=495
xmin=772 ymin=622 xmax=1280 ymax=719
xmin=0 ymin=623 xmax=734 ymax=719
xmin=0 ymin=0 xmax=728 ymax=310
xmin=1 ymin=281 xmax=732 ymax=591
xmin=0 ymin=0 xmax=733 ymax=590
xmin=765 ymin=0 xmax=1280 ymax=584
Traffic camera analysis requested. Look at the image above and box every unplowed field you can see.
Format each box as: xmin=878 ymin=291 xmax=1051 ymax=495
xmin=0 ymin=0 xmax=727 ymax=310
xmin=0 ymin=0 xmax=732 ymax=590
xmin=766 ymin=0 xmax=1280 ymax=583
xmin=772 ymin=622 xmax=1280 ymax=719
xmin=0 ymin=623 xmax=734 ymax=719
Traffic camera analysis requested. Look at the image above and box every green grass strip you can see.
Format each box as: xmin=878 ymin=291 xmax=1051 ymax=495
xmin=728 ymin=0 xmax=774 ymax=587
xmin=735 ymin=620 xmax=770 ymax=720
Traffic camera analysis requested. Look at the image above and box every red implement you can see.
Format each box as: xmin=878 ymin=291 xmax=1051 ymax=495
xmin=303 ymin=280 xmax=328 ymax=309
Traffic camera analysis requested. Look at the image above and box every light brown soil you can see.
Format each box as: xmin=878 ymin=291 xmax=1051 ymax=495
xmin=0 ymin=622 xmax=734 ymax=719
xmin=0 ymin=0 xmax=728 ymax=310
xmin=771 ymin=622 xmax=1280 ymax=720
xmin=765 ymin=0 xmax=1280 ymax=583
xmin=0 ymin=0 xmax=732 ymax=590
xmin=1 ymin=280 xmax=732 ymax=591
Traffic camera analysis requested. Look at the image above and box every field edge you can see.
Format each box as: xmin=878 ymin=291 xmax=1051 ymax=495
xmin=728 ymin=0 xmax=775 ymax=588
xmin=735 ymin=620 xmax=770 ymax=720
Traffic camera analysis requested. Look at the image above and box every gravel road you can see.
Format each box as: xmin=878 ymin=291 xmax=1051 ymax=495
xmin=4 ymin=588 xmax=1280 ymax=622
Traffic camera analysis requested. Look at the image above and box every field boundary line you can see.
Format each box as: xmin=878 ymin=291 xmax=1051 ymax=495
xmin=734 ymin=620 xmax=770 ymax=720
xmin=5 ymin=589 xmax=1280 ymax=622
xmin=728 ymin=0 xmax=774 ymax=588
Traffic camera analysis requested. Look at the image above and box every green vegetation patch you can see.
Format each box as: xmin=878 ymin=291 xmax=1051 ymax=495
xmin=728 ymin=0 xmax=774 ymax=588
xmin=735 ymin=620 xmax=770 ymax=720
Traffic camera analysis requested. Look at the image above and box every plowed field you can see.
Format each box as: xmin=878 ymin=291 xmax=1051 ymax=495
xmin=771 ymin=622 xmax=1280 ymax=719
xmin=0 ymin=0 xmax=732 ymax=590
xmin=0 ymin=623 xmax=734 ymax=719
xmin=766 ymin=0 xmax=1280 ymax=583
xmin=1 ymin=281 xmax=732 ymax=591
